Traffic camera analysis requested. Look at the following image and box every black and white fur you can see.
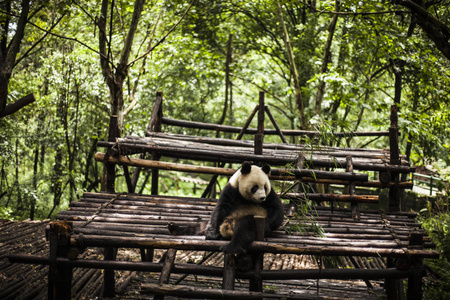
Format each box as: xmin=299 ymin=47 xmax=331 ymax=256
xmin=204 ymin=161 xmax=284 ymax=254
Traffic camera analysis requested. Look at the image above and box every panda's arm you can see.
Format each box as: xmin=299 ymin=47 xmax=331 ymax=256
xmin=263 ymin=189 xmax=285 ymax=236
xmin=205 ymin=184 xmax=238 ymax=239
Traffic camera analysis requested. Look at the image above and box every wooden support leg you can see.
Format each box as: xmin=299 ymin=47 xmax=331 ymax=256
xmin=407 ymin=266 xmax=423 ymax=300
xmin=47 ymin=221 xmax=73 ymax=300
xmin=223 ymin=253 xmax=236 ymax=290
xmin=249 ymin=216 xmax=265 ymax=295
xmin=151 ymin=154 xmax=161 ymax=195
xmin=154 ymin=249 xmax=177 ymax=300
xmin=407 ymin=232 xmax=424 ymax=300
xmin=140 ymin=247 xmax=154 ymax=262
xmin=346 ymin=156 xmax=360 ymax=220
xmin=385 ymin=258 xmax=403 ymax=300
xmin=102 ymin=247 xmax=118 ymax=298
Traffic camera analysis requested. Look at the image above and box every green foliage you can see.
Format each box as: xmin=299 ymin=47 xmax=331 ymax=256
xmin=0 ymin=207 xmax=14 ymax=221
xmin=418 ymin=195 xmax=450 ymax=298
xmin=1 ymin=0 xmax=450 ymax=221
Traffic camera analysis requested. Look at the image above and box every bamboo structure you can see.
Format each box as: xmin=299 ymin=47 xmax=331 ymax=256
xmin=8 ymin=91 xmax=435 ymax=300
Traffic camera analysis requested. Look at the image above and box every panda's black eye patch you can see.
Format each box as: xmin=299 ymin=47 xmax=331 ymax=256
xmin=251 ymin=185 xmax=259 ymax=193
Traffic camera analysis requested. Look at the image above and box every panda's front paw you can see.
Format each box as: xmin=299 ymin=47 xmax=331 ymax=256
xmin=220 ymin=243 xmax=246 ymax=254
xmin=205 ymin=229 xmax=221 ymax=240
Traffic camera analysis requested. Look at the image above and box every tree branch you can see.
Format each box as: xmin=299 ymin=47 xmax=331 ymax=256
xmin=0 ymin=93 xmax=36 ymax=118
xmin=18 ymin=12 xmax=114 ymax=68
xmin=15 ymin=14 xmax=66 ymax=67
xmin=393 ymin=0 xmax=450 ymax=60
xmin=119 ymin=0 xmax=145 ymax=68
xmin=317 ymin=9 xmax=410 ymax=16
xmin=128 ymin=0 xmax=196 ymax=67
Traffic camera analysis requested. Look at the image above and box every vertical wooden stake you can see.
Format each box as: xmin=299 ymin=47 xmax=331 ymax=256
xmin=223 ymin=253 xmax=236 ymax=290
xmin=155 ymin=248 xmax=177 ymax=300
xmin=346 ymin=156 xmax=359 ymax=220
xmin=47 ymin=221 xmax=73 ymax=300
xmin=102 ymin=247 xmax=117 ymax=297
xmin=249 ymin=216 xmax=265 ymax=294
xmin=389 ymin=104 xmax=401 ymax=212
xmin=254 ymin=92 xmax=265 ymax=155
xmin=407 ymin=232 xmax=424 ymax=300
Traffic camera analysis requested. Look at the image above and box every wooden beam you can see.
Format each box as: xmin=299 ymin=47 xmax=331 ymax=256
xmin=161 ymin=117 xmax=390 ymax=137
xmin=94 ymin=152 xmax=371 ymax=182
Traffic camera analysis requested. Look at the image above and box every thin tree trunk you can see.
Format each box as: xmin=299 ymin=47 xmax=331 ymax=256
xmin=277 ymin=1 xmax=307 ymax=129
xmin=218 ymin=34 xmax=233 ymax=126
xmin=30 ymin=141 xmax=39 ymax=220
xmin=48 ymin=145 xmax=63 ymax=219
xmin=314 ymin=0 xmax=339 ymax=115
xmin=99 ymin=0 xmax=145 ymax=192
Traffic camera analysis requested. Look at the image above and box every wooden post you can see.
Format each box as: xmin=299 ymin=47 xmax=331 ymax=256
xmin=223 ymin=253 xmax=236 ymax=290
xmin=102 ymin=247 xmax=117 ymax=297
xmin=249 ymin=216 xmax=265 ymax=294
xmin=47 ymin=221 xmax=73 ymax=300
xmin=151 ymin=92 xmax=164 ymax=196
xmin=105 ymin=115 xmax=119 ymax=193
xmin=132 ymin=91 xmax=163 ymax=193
xmin=155 ymin=249 xmax=177 ymax=300
xmin=407 ymin=232 xmax=424 ymax=300
xmin=389 ymin=104 xmax=401 ymax=212
xmin=254 ymin=92 xmax=265 ymax=155
xmin=346 ymin=156 xmax=359 ymax=220
xmin=140 ymin=247 xmax=154 ymax=262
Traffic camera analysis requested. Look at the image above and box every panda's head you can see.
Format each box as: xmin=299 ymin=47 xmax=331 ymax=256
xmin=229 ymin=161 xmax=271 ymax=203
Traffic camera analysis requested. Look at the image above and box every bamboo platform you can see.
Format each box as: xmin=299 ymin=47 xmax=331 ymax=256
xmin=2 ymin=219 xmax=389 ymax=299
xmin=54 ymin=192 xmax=435 ymax=258
xmin=6 ymin=92 xmax=438 ymax=299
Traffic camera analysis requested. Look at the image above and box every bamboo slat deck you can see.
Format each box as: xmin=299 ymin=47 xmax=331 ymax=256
xmin=6 ymin=93 xmax=438 ymax=299
xmin=56 ymin=192 xmax=437 ymax=259
xmin=1 ymin=218 xmax=390 ymax=299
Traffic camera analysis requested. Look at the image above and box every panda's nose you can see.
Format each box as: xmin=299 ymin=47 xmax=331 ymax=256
xmin=260 ymin=196 xmax=266 ymax=201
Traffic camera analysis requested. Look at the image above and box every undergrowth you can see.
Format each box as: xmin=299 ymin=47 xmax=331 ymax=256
xmin=418 ymin=193 xmax=450 ymax=299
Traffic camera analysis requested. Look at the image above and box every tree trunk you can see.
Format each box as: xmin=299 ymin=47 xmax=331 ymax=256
xmin=314 ymin=0 xmax=339 ymax=115
xmin=30 ymin=141 xmax=39 ymax=220
xmin=277 ymin=1 xmax=307 ymax=129
xmin=0 ymin=0 xmax=31 ymax=117
xmin=48 ymin=145 xmax=63 ymax=219
xmin=98 ymin=0 xmax=145 ymax=191
xmin=218 ymin=34 xmax=233 ymax=127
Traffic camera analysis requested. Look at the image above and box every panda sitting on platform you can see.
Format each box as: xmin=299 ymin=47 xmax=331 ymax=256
xmin=204 ymin=161 xmax=284 ymax=254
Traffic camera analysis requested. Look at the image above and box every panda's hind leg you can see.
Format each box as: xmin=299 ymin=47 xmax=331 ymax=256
xmin=220 ymin=215 xmax=256 ymax=254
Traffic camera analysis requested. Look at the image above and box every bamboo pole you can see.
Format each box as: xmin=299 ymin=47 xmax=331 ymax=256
xmin=282 ymin=193 xmax=378 ymax=203
xmin=96 ymin=141 xmax=413 ymax=173
xmin=67 ymin=235 xmax=439 ymax=258
xmin=142 ymin=132 xmax=402 ymax=158
xmin=161 ymin=117 xmax=390 ymax=137
xmin=95 ymin=152 xmax=372 ymax=182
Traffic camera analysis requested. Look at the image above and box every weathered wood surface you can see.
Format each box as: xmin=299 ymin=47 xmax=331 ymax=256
xmin=95 ymin=152 xmax=373 ymax=183
xmin=96 ymin=133 xmax=413 ymax=173
xmin=55 ymin=192 xmax=437 ymax=259
xmin=0 ymin=217 xmax=426 ymax=300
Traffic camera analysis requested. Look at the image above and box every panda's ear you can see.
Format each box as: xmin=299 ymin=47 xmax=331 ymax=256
xmin=261 ymin=164 xmax=271 ymax=174
xmin=241 ymin=161 xmax=252 ymax=174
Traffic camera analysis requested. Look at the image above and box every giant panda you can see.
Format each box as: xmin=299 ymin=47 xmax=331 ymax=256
xmin=203 ymin=161 xmax=284 ymax=254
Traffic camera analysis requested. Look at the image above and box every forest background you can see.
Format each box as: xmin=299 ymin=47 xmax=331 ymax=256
xmin=1 ymin=0 xmax=450 ymax=296
xmin=1 ymin=0 xmax=449 ymax=220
